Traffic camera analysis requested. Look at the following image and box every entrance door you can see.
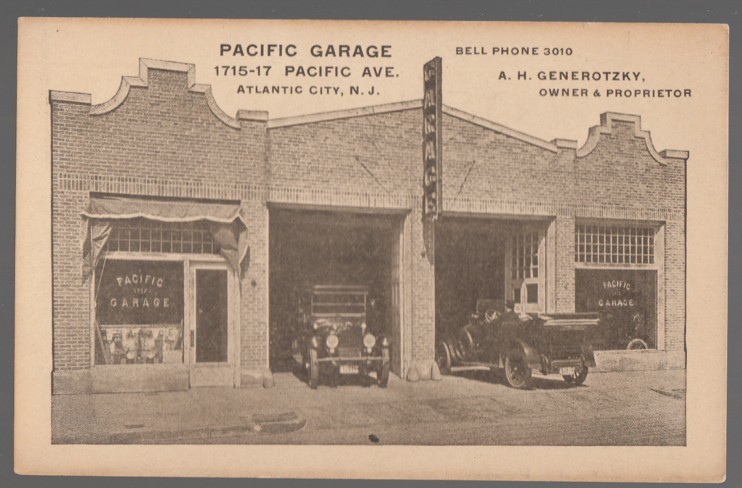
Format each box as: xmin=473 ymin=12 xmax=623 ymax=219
xmin=506 ymin=226 xmax=546 ymax=313
xmin=189 ymin=263 xmax=236 ymax=387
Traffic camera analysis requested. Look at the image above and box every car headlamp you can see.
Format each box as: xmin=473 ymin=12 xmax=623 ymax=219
xmin=326 ymin=334 xmax=339 ymax=349
xmin=363 ymin=334 xmax=376 ymax=349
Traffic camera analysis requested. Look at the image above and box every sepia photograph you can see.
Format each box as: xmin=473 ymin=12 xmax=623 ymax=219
xmin=15 ymin=18 xmax=728 ymax=480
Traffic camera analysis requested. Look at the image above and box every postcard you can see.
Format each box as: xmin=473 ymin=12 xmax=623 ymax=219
xmin=15 ymin=18 xmax=728 ymax=481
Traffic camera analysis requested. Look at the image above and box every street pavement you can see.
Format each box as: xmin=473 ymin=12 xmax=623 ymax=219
xmin=52 ymin=368 xmax=685 ymax=445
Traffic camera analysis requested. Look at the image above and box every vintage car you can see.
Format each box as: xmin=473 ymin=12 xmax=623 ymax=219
xmin=436 ymin=299 xmax=598 ymax=389
xmin=291 ymin=285 xmax=391 ymax=388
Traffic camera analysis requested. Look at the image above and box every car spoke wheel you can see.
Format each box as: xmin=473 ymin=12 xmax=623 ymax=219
xmin=450 ymin=337 xmax=465 ymax=362
xmin=456 ymin=330 xmax=475 ymax=360
xmin=627 ymin=338 xmax=648 ymax=350
xmin=504 ymin=348 xmax=532 ymax=389
xmin=436 ymin=341 xmax=452 ymax=374
xmin=378 ymin=347 xmax=391 ymax=388
xmin=563 ymin=364 xmax=589 ymax=386
xmin=307 ymin=348 xmax=320 ymax=389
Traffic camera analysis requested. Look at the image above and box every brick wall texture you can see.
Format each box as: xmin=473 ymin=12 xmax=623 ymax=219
xmin=51 ymin=62 xmax=686 ymax=380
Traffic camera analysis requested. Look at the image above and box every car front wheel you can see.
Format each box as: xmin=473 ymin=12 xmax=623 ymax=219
xmin=563 ymin=364 xmax=589 ymax=386
xmin=307 ymin=348 xmax=320 ymax=389
xmin=504 ymin=348 xmax=532 ymax=389
xmin=378 ymin=347 xmax=390 ymax=388
xmin=435 ymin=340 xmax=452 ymax=374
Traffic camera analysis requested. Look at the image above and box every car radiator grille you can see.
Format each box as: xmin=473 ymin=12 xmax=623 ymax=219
xmin=337 ymin=347 xmax=362 ymax=358
xmin=336 ymin=328 xmax=362 ymax=357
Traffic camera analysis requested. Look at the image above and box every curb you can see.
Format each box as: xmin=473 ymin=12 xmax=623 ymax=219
xmin=53 ymin=411 xmax=307 ymax=444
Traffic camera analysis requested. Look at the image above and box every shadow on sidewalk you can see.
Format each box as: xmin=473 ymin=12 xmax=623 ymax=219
xmin=446 ymin=369 xmax=585 ymax=390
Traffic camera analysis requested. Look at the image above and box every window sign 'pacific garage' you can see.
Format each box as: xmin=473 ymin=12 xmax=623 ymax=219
xmin=95 ymin=260 xmax=184 ymax=325
xmin=575 ymin=269 xmax=658 ymax=350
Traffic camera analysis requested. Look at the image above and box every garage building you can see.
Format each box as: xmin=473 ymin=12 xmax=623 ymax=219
xmin=50 ymin=59 xmax=687 ymax=393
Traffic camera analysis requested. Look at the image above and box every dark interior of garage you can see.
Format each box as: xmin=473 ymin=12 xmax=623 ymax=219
xmin=269 ymin=208 xmax=398 ymax=372
xmin=435 ymin=217 xmax=505 ymax=336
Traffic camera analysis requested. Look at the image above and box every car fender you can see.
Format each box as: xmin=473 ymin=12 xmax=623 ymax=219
xmin=582 ymin=342 xmax=597 ymax=367
xmin=507 ymin=338 xmax=542 ymax=371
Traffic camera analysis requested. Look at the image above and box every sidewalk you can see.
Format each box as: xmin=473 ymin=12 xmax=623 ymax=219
xmin=52 ymin=383 xmax=308 ymax=444
xmin=52 ymin=369 xmax=686 ymax=445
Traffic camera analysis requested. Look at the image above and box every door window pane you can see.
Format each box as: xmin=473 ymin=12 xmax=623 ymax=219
xmin=196 ymin=269 xmax=229 ymax=363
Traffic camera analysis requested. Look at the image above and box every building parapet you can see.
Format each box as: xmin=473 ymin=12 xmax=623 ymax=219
xmin=576 ymin=112 xmax=690 ymax=165
xmin=49 ymin=58 xmax=690 ymax=166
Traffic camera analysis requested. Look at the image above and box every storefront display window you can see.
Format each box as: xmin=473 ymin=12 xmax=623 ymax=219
xmin=575 ymin=269 xmax=657 ymax=350
xmin=94 ymin=259 xmax=184 ymax=365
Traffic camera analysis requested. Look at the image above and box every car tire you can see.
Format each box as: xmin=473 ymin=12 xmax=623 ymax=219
xmin=449 ymin=337 xmax=464 ymax=362
xmin=563 ymin=364 xmax=589 ymax=386
xmin=308 ymin=348 xmax=320 ymax=389
xmin=436 ymin=341 xmax=453 ymax=374
xmin=378 ymin=348 xmax=391 ymax=388
xmin=627 ymin=338 xmax=649 ymax=350
xmin=504 ymin=348 xmax=532 ymax=389
xmin=458 ymin=329 xmax=475 ymax=359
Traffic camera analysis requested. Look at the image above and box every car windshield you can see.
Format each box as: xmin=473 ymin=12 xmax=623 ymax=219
xmin=311 ymin=287 xmax=367 ymax=317
xmin=476 ymin=298 xmax=505 ymax=315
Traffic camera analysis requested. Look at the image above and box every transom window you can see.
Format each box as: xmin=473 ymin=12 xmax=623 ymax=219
xmin=107 ymin=218 xmax=219 ymax=254
xmin=575 ymin=224 xmax=654 ymax=265
xmin=511 ymin=232 xmax=539 ymax=279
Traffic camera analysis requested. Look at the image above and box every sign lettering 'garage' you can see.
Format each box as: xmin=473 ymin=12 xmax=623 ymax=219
xmin=95 ymin=260 xmax=184 ymax=325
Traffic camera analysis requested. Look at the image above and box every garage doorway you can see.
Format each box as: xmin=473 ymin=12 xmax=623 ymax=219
xmin=435 ymin=216 xmax=549 ymax=339
xmin=268 ymin=207 xmax=405 ymax=376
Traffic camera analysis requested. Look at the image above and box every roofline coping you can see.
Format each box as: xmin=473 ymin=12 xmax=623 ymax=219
xmin=442 ymin=105 xmax=559 ymax=153
xmin=139 ymin=58 xmax=196 ymax=82
xmin=237 ymin=110 xmax=270 ymax=122
xmin=267 ymin=100 xmax=423 ymax=128
xmin=49 ymin=91 xmax=92 ymax=105
xmin=47 ymin=59 xmax=689 ymax=161
xmin=576 ymin=112 xmax=689 ymax=164
xmin=49 ymin=58 xmax=252 ymax=130
xmin=660 ymin=149 xmax=690 ymax=160
xmin=267 ymin=100 xmax=561 ymax=153
xmin=551 ymin=138 xmax=579 ymax=149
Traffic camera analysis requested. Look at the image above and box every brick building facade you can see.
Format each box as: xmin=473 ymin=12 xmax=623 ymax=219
xmin=50 ymin=59 xmax=687 ymax=394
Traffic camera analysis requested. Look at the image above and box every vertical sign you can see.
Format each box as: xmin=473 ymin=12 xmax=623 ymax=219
xmin=423 ymin=57 xmax=443 ymax=219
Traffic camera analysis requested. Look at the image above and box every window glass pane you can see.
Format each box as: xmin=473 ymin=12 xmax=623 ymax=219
xmin=105 ymin=219 xmax=221 ymax=255
xmin=574 ymin=224 xmax=655 ymax=266
xmin=140 ymin=227 xmax=151 ymax=252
